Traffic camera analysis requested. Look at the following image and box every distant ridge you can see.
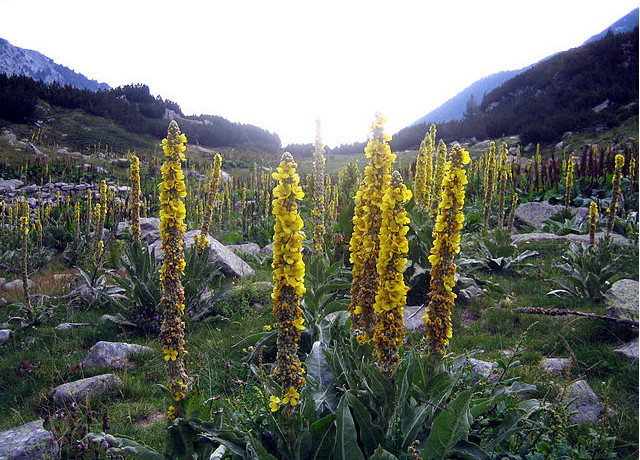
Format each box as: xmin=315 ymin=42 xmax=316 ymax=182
xmin=583 ymin=7 xmax=639 ymax=44
xmin=0 ymin=37 xmax=109 ymax=91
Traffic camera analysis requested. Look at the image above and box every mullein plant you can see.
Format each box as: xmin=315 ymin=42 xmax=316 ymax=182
xmin=194 ymin=153 xmax=222 ymax=253
xmin=482 ymin=142 xmax=496 ymax=228
xmin=158 ymin=120 xmax=190 ymax=418
xmin=269 ymin=152 xmax=306 ymax=414
xmin=589 ymin=201 xmax=598 ymax=245
xmin=430 ymin=139 xmax=448 ymax=221
xmin=564 ymin=154 xmax=575 ymax=210
xmin=312 ymin=117 xmax=326 ymax=253
xmin=423 ymin=144 xmax=470 ymax=358
xmin=496 ymin=143 xmax=509 ymax=228
xmin=413 ymin=125 xmax=435 ymax=209
xmin=606 ymin=154 xmax=625 ymax=237
xmin=374 ymin=171 xmax=411 ymax=376
xmin=507 ymin=193 xmax=519 ymax=234
xmin=349 ymin=113 xmax=395 ymax=343
xmin=20 ymin=200 xmax=31 ymax=307
xmin=130 ymin=155 xmax=141 ymax=243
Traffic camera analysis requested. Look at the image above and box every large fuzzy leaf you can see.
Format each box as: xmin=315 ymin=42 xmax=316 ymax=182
xmin=334 ymin=394 xmax=365 ymax=460
xmin=421 ymin=390 xmax=473 ymax=460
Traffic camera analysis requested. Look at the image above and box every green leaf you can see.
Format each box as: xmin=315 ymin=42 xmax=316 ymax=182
xmin=247 ymin=433 xmax=278 ymax=460
xmin=309 ymin=414 xmax=337 ymax=460
xmin=421 ymin=390 xmax=474 ymax=460
xmin=346 ymin=392 xmax=384 ymax=456
xmin=448 ymin=440 xmax=491 ymax=460
xmin=334 ymin=394 xmax=365 ymax=460
xmin=369 ymin=446 xmax=399 ymax=460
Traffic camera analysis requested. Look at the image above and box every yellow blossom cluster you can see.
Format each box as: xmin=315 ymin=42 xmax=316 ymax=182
xmin=195 ymin=153 xmax=223 ymax=253
xmin=374 ymin=171 xmax=411 ymax=375
xmin=312 ymin=117 xmax=326 ymax=252
xmin=271 ymin=152 xmax=306 ymax=409
xmin=589 ymin=201 xmax=598 ymax=245
xmin=606 ymin=154 xmax=625 ymax=236
xmin=130 ymin=155 xmax=141 ymax=242
xmin=158 ymin=120 xmax=190 ymax=417
xmin=564 ymin=155 xmax=575 ymax=210
xmin=20 ymin=199 xmax=31 ymax=305
xmin=349 ymin=113 xmax=396 ymax=343
xmin=430 ymin=140 xmax=448 ymax=221
xmin=497 ymin=143 xmax=509 ymax=227
xmin=414 ymin=124 xmax=435 ymax=209
xmin=423 ymin=144 xmax=470 ymax=357
xmin=481 ymin=142 xmax=496 ymax=228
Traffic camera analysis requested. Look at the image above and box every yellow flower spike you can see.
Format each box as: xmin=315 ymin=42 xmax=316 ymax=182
xmin=349 ymin=113 xmax=395 ymax=342
xmin=564 ymin=154 xmax=575 ymax=210
xmin=271 ymin=152 xmax=306 ymax=409
xmin=430 ymin=139 xmax=449 ymax=221
xmin=312 ymin=117 xmax=326 ymax=253
xmin=424 ymin=144 xmax=470 ymax=358
xmin=269 ymin=396 xmax=282 ymax=412
xmin=130 ymin=155 xmax=141 ymax=242
xmin=282 ymin=387 xmax=300 ymax=407
xmin=158 ymin=121 xmax=191 ymax=413
xmin=588 ymin=201 xmax=598 ymax=245
xmin=606 ymin=154 xmax=624 ymax=237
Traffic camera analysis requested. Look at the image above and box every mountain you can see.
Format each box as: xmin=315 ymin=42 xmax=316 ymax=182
xmin=411 ymin=8 xmax=639 ymax=128
xmin=0 ymin=37 xmax=109 ymax=91
xmin=411 ymin=67 xmax=533 ymax=126
xmin=583 ymin=7 xmax=639 ymax=44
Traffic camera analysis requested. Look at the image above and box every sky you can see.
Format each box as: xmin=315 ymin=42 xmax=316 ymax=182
xmin=0 ymin=0 xmax=637 ymax=147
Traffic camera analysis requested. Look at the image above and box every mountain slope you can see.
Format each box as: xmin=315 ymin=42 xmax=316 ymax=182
xmin=0 ymin=38 xmax=109 ymax=91
xmin=583 ymin=7 xmax=639 ymax=44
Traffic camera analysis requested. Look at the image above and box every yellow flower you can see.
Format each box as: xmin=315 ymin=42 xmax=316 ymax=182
xmin=282 ymin=387 xmax=300 ymax=407
xmin=163 ymin=346 xmax=178 ymax=361
xmin=263 ymin=324 xmax=272 ymax=331
xmin=269 ymin=395 xmax=281 ymax=412
xmin=292 ymin=317 xmax=305 ymax=330
xmin=167 ymin=405 xmax=179 ymax=420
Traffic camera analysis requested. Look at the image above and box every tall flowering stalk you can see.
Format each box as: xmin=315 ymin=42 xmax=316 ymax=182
xmin=482 ymin=142 xmax=496 ymax=228
xmin=270 ymin=152 xmax=306 ymax=412
xmin=93 ymin=180 xmax=107 ymax=257
xmin=430 ymin=139 xmax=448 ymax=221
xmin=564 ymin=154 xmax=575 ymax=210
xmin=312 ymin=117 xmax=326 ymax=253
xmin=158 ymin=120 xmax=190 ymax=418
xmin=414 ymin=126 xmax=435 ymax=209
xmin=349 ymin=113 xmax=395 ymax=343
xmin=588 ymin=201 xmax=598 ymax=245
xmin=130 ymin=155 xmax=141 ymax=243
xmin=195 ymin=153 xmax=222 ymax=253
xmin=423 ymin=144 xmax=470 ymax=357
xmin=374 ymin=171 xmax=411 ymax=376
xmin=507 ymin=193 xmax=519 ymax=234
xmin=497 ymin=143 xmax=508 ymax=227
xmin=606 ymin=154 xmax=624 ymax=237
xmin=20 ymin=200 xmax=31 ymax=307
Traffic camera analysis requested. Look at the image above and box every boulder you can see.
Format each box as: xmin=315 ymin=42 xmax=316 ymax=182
xmin=613 ymin=337 xmax=639 ymax=360
xmin=149 ymin=231 xmax=255 ymax=279
xmin=541 ymin=357 xmax=571 ymax=374
xmin=258 ymin=242 xmax=274 ymax=258
xmin=0 ymin=419 xmax=59 ymax=459
xmin=52 ymin=374 xmax=123 ymax=407
xmin=469 ymin=358 xmax=495 ymax=379
xmin=514 ymin=202 xmax=588 ymax=229
xmin=0 ymin=179 xmax=24 ymax=192
xmin=2 ymin=279 xmax=36 ymax=292
xmin=81 ymin=341 xmax=153 ymax=371
xmin=227 ymin=243 xmax=261 ymax=258
xmin=605 ymin=279 xmax=639 ymax=323
xmin=562 ymin=380 xmax=603 ymax=424
xmin=56 ymin=323 xmax=94 ymax=331
xmin=27 ymin=142 xmax=44 ymax=156
xmin=0 ymin=329 xmax=12 ymax=345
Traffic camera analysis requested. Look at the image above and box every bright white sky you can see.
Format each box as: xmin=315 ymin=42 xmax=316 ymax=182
xmin=0 ymin=0 xmax=637 ymax=147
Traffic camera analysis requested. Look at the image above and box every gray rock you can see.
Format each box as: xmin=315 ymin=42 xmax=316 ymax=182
xmin=562 ymin=380 xmax=603 ymax=424
xmin=227 ymin=243 xmax=261 ymax=258
xmin=511 ymin=232 xmax=630 ymax=246
xmin=469 ymin=358 xmax=495 ymax=379
xmin=2 ymin=279 xmax=36 ymax=292
xmin=149 ymin=231 xmax=255 ymax=279
xmin=55 ymin=322 xmax=94 ymax=330
xmin=27 ymin=142 xmax=43 ymax=155
xmin=515 ymin=202 xmax=588 ymax=229
xmin=0 ymin=179 xmax=24 ymax=192
xmin=81 ymin=341 xmax=152 ymax=371
xmin=0 ymin=419 xmax=59 ymax=460
xmin=0 ymin=278 xmax=5 ymax=288
xmin=457 ymin=276 xmax=484 ymax=304
xmin=613 ymin=337 xmax=639 ymax=360
xmin=139 ymin=217 xmax=161 ymax=243
xmin=19 ymin=184 xmax=38 ymax=195
xmin=258 ymin=242 xmax=274 ymax=258
xmin=0 ymin=329 xmax=12 ymax=345
xmin=541 ymin=357 xmax=571 ymax=374
xmin=52 ymin=374 xmax=123 ymax=407
xmin=605 ymin=279 xmax=639 ymax=323
xmin=403 ymin=305 xmax=426 ymax=331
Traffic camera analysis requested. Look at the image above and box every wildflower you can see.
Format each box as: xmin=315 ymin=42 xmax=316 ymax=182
xmin=588 ymin=201 xmax=598 ymax=245
xmin=130 ymin=155 xmax=141 ymax=242
xmin=507 ymin=193 xmax=519 ymax=234
xmin=271 ymin=152 xmax=306 ymax=408
xmin=195 ymin=153 xmax=222 ymax=253
xmin=497 ymin=143 xmax=509 ymax=227
xmin=349 ymin=113 xmax=395 ymax=343
xmin=312 ymin=117 xmax=326 ymax=253
xmin=282 ymin=386 xmax=300 ymax=407
xmin=269 ymin=395 xmax=281 ymax=412
xmin=606 ymin=154 xmax=624 ymax=237
xmin=20 ymin=200 xmax=30 ymax=307
xmin=158 ymin=120 xmax=190 ymax=410
xmin=482 ymin=142 xmax=496 ymax=228
xmin=564 ymin=154 xmax=574 ymax=210
xmin=167 ymin=405 xmax=179 ymax=420
xmin=430 ymin=139 xmax=448 ymax=221
xmin=414 ymin=125 xmax=435 ymax=209
xmin=423 ymin=144 xmax=470 ymax=357
xmin=374 ymin=171 xmax=411 ymax=376
xmin=263 ymin=324 xmax=272 ymax=331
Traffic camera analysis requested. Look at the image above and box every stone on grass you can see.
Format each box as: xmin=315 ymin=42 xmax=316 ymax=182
xmin=55 ymin=322 xmax=94 ymax=330
xmin=0 ymin=329 xmax=12 ymax=345
xmin=81 ymin=341 xmax=152 ymax=371
xmin=469 ymin=358 xmax=495 ymax=379
xmin=0 ymin=179 xmax=24 ymax=192
xmin=52 ymin=374 xmax=123 ymax=407
xmin=0 ymin=419 xmax=59 ymax=460
xmin=562 ymin=380 xmax=603 ymax=424
xmin=258 ymin=242 xmax=274 ymax=258
xmin=605 ymin=279 xmax=639 ymax=323
xmin=541 ymin=357 xmax=571 ymax=374
xmin=227 ymin=243 xmax=261 ymax=258
xmin=515 ymin=202 xmax=587 ymax=229
xmin=2 ymin=279 xmax=36 ymax=292
xmin=613 ymin=337 xmax=639 ymax=360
